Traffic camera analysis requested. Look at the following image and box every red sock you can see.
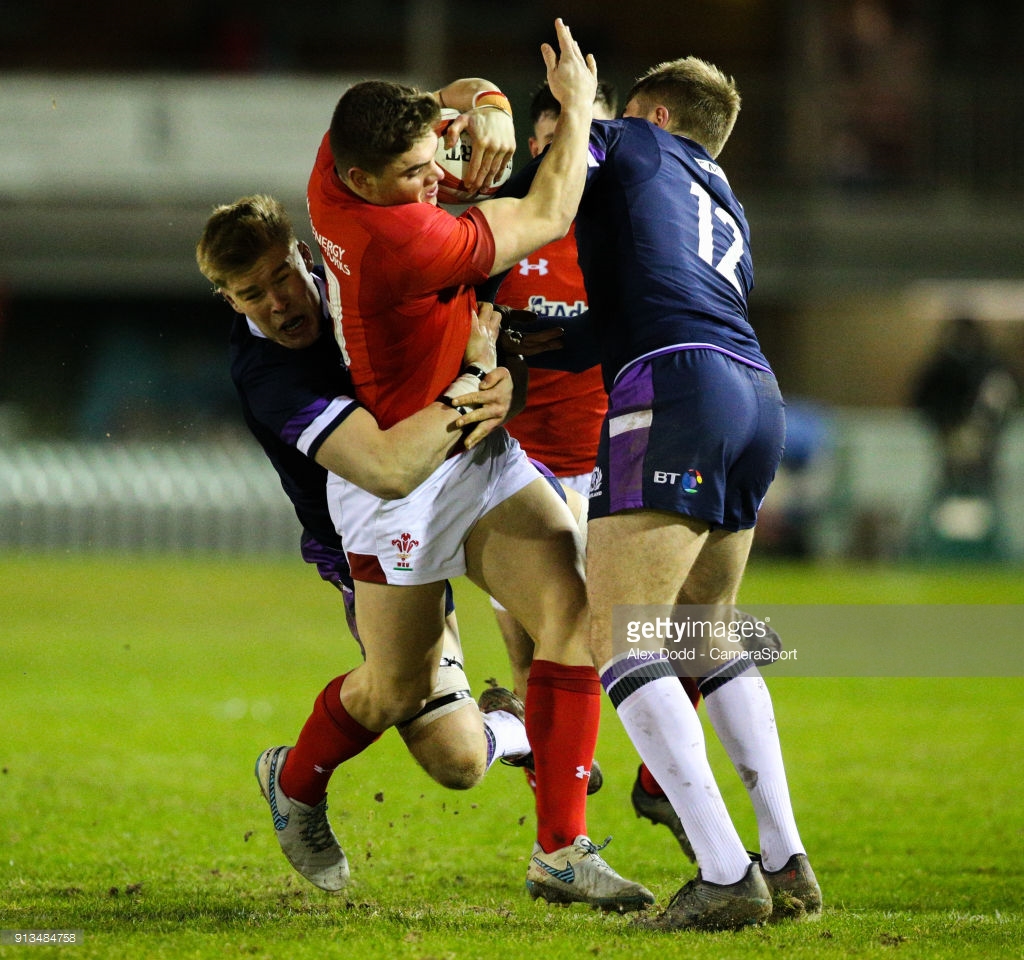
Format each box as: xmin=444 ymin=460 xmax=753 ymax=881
xmin=523 ymin=767 xmax=537 ymax=794
xmin=638 ymin=763 xmax=664 ymax=797
xmin=526 ymin=659 xmax=601 ymax=852
xmin=639 ymin=677 xmax=703 ymax=797
xmin=681 ymin=676 xmax=702 ymax=709
xmin=279 ymin=674 xmax=380 ymax=805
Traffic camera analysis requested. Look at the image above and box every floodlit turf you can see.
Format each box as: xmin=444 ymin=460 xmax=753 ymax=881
xmin=2 ymin=554 xmax=1022 ymax=959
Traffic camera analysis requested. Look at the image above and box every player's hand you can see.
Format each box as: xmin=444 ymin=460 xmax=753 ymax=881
xmin=452 ymin=366 xmax=515 ymax=449
xmin=541 ymin=18 xmax=598 ymax=113
xmin=463 ymin=302 xmax=499 ymax=373
xmin=445 ymin=106 xmax=516 ymax=199
xmin=497 ymin=306 xmax=565 ymax=357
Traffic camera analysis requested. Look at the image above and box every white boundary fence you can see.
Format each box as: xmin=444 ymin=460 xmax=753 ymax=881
xmin=2 ymin=413 xmax=1023 ymax=560
xmin=0 ymin=440 xmax=298 ymax=554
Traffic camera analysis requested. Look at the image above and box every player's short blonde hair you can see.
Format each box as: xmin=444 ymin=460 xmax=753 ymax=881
xmin=626 ymin=56 xmax=740 ymax=158
xmin=195 ymin=194 xmax=295 ymax=291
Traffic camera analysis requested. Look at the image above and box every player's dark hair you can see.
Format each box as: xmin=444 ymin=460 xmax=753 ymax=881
xmin=626 ymin=57 xmax=740 ymax=158
xmin=529 ymin=80 xmax=618 ymax=126
xmin=196 ymin=194 xmax=294 ymax=290
xmin=330 ymin=80 xmax=440 ymax=177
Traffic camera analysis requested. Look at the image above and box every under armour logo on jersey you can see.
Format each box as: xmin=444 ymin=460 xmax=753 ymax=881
xmin=518 ymin=258 xmax=549 ymax=276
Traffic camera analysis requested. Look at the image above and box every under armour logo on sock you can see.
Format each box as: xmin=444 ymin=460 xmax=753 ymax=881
xmin=575 ymin=765 xmax=591 ymax=781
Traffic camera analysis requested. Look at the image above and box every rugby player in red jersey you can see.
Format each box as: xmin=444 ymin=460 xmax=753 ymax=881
xmin=303 ymin=20 xmax=653 ymax=911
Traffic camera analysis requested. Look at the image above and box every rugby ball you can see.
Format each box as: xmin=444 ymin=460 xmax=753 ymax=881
xmin=434 ymin=107 xmax=513 ymax=205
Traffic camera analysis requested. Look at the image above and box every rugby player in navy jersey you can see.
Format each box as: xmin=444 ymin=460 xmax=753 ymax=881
xmin=196 ymin=194 xmax=532 ymax=892
xmin=571 ymin=58 xmax=822 ymax=929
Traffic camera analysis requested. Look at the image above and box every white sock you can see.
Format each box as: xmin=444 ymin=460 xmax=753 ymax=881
xmin=703 ymin=668 xmax=804 ymax=872
xmin=614 ymin=673 xmax=752 ymax=884
xmin=482 ymin=710 xmax=531 ymax=770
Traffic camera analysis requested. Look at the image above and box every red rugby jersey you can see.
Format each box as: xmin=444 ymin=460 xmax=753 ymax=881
xmin=496 ymin=225 xmax=607 ymax=476
xmin=307 ymin=132 xmax=496 ymax=429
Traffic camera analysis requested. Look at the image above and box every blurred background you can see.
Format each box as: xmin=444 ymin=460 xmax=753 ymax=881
xmin=2 ymin=0 xmax=1023 ymax=562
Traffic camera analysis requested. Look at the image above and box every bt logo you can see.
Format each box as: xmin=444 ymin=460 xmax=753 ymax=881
xmin=653 ymin=469 xmax=702 ymax=493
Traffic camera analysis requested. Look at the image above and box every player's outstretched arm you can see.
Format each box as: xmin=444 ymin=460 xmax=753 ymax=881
xmin=475 ymin=19 xmax=597 ymax=274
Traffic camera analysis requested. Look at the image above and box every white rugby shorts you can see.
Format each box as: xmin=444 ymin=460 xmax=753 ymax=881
xmin=326 ymin=429 xmax=540 ymax=585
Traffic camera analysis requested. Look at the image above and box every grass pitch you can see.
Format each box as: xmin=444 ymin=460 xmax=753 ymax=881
xmin=1 ymin=554 xmax=1022 ymax=959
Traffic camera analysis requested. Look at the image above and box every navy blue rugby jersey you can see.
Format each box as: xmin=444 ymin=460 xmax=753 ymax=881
xmin=576 ymin=117 xmax=770 ymax=388
xmin=229 ymin=271 xmax=359 ymax=549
